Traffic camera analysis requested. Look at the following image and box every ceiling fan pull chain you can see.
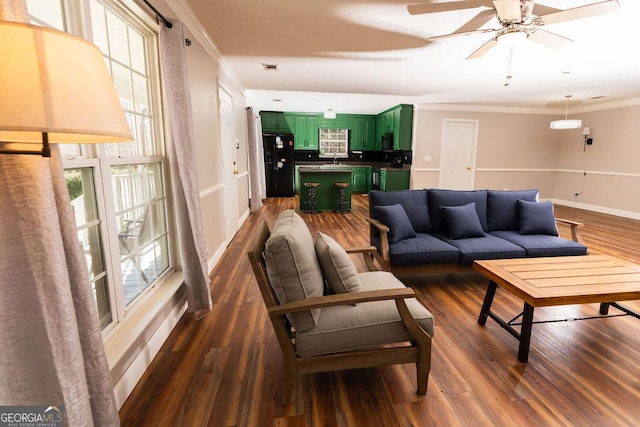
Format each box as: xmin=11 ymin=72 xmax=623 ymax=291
xmin=504 ymin=44 xmax=514 ymax=87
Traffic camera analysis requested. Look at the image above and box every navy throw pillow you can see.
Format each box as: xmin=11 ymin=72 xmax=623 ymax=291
xmin=440 ymin=202 xmax=486 ymax=239
xmin=373 ymin=204 xmax=417 ymax=243
xmin=517 ymin=199 xmax=559 ymax=236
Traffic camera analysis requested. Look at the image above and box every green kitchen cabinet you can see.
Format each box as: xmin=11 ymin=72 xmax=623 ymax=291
xmin=376 ymin=104 xmax=413 ymax=151
xmin=318 ymin=116 xmax=350 ymax=130
xmin=261 ymin=112 xmax=294 ymax=133
xmin=335 ymin=117 xmax=350 ymax=129
xmin=351 ymin=116 xmax=377 ymax=151
xmin=294 ymin=115 xmax=319 ymax=150
xmin=351 ymin=166 xmax=371 ymax=192
xmin=393 ymin=105 xmax=413 ymax=150
xmin=380 ymin=168 xmax=410 ymax=191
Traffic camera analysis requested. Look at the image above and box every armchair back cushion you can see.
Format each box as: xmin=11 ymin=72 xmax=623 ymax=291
xmin=265 ymin=210 xmax=324 ymax=331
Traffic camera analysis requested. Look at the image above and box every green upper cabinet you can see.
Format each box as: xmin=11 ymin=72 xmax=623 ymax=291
xmin=262 ymin=105 xmax=412 ymax=152
xmin=293 ymin=115 xmax=319 ymax=150
xmin=260 ymin=111 xmax=295 ymax=133
xmin=351 ymin=116 xmax=378 ymax=151
xmin=377 ymin=104 xmax=413 ymax=151
xmin=318 ymin=115 xmax=350 ymax=130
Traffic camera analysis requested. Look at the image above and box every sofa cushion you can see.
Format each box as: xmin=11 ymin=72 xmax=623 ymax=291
xmin=518 ymin=199 xmax=559 ymax=236
xmin=490 ymin=231 xmax=588 ymax=257
xmin=487 ymin=189 xmax=539 ymax=231
xmin=441 ymin=202 xmax=486 ymax=239
xmin=264 ymin=210 xmax=324 ymax=332
xmin=315 ymin=232 xmax=361 ymax=294
xmin=372 ymin=233 xmax=460 ymax=267
xmin=295 ymin=271 xmax=434 ymax=357
xmin=428 ymin=189 xmax=488 ymax=233
xmin=369 ymin=189 xmax=431 ymax=233
xmin=373 ymin=204 xmax=417 ymax=243
xmin=434 ymin=232 xmax=526 ymax=264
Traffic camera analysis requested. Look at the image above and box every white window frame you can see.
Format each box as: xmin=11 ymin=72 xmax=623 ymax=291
xmin=29 ymin=0 xmax=176 ymax=338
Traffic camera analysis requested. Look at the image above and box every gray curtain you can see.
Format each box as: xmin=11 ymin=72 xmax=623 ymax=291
xmin=159 ymin=20 xmax=212 ymax=312
xmin=247 ymin=107 xmax=266 ymax=210
xmin=0 ymin=147 xmax=119 ymax=426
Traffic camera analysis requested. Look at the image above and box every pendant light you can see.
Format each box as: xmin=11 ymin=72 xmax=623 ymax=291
xmin=550 ymin=95 xmax=582 ymax=130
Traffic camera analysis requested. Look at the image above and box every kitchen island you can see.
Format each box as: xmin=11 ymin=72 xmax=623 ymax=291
xmin=298 ymin=167 xmax=353 ymax=212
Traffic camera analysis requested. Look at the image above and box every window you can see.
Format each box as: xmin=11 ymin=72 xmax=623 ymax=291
xmin=319 ymin=128 xmax=349 ymax=158
xmin=27 ymin=0 xmax=171 ymax=333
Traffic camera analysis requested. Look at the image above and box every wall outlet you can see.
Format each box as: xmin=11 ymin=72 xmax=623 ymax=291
xmin=423 ymin=155 xmax=432 ymax=162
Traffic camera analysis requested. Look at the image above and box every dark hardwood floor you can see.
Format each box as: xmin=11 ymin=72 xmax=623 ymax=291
xmin=119 ymin=194 xmax=640 ymax=426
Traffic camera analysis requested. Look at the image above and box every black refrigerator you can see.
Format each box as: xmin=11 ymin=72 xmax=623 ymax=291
xmin=263 ymin=133 xmax=295 ymax=197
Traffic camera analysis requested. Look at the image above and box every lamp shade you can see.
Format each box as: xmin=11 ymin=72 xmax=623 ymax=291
xmin=0 ymin=22 xmax=132 ymax=144
xmin=549 ymin=119 xmax=582 ymax=130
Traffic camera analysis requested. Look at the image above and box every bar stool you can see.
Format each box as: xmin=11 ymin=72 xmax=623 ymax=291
xmin=335 ymin=182 xmax=350 ymax=213
xmin=304 ymin=182 xmax=320 ymax=214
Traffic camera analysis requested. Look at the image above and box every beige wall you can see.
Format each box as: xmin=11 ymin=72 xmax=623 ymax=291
xmin=412 ymin=107 xmax=561 ymax=197
xmin=183 ymin=34 xmax=250 ymax=266
xmin=554 ymin=104 xmax=640 ymax=215
xmin=412 ymin=103 xmax=640 ymax=217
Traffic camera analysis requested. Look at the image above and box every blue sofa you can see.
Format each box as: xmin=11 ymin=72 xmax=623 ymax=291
xmin=368 ymin=189 xmax=588 ymax=273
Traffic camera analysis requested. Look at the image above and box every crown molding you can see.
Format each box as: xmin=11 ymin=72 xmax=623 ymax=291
xmin=417 ymin=97 xmax=640 ymax=115
xmin=165 ymin=0 xmax=245 ymax=93
xmin=416 ymin=104 xmax=551 ymax=115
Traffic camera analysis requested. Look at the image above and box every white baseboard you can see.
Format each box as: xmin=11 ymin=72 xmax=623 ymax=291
xmin=111 ymin=292 xmax=188 ymax=408
xmin=551 ymin=199 xmax=640 ymax=221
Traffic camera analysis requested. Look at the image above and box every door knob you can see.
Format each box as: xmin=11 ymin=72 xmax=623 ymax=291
xmin=233 ymin=170 xmax=239 ymax=175
xmin=466 ymin=167 xmax=471 ymax=170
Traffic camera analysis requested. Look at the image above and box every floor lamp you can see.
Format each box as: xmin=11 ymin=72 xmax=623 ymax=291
xmin=0 ymin=16 xmax=132 ymax=155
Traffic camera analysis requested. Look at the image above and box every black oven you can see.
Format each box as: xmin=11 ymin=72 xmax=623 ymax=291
xmin=371 ymin=167 xmax=381 ymax=191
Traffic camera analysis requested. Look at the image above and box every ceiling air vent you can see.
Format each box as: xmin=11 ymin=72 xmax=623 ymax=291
xmin=263 ymin=63 xmax=278 ymax=71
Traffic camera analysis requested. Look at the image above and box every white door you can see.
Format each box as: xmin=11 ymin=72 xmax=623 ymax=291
xmin=439 ymin=119 xmax=478 ymax=190
xmin=219 ymin=86 xmax=238 ymax=243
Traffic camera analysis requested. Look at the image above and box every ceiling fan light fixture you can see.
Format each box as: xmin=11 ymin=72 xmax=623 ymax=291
xmin=497 ymin=30 xmax=528 ymax=46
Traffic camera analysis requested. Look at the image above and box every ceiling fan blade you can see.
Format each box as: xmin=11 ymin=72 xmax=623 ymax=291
xmin=454 ymin=9 xmax=496 ymax=33
xmin=527 ymin=28 xmax=572 ymax=49
xmin=540 ymin=0 xmax=620 ymax=26
xmin=408 ymin=1 xmax=491 ymax=16
xmin=532 ymin=3 xmax=561 ymax=17
xmin=467 ymin=37 xmax=498 ymax=59
xmin=493 ymin=0 xmax=521 ymax=22
xmin=429 ymin=27 xmax=500 ymax=41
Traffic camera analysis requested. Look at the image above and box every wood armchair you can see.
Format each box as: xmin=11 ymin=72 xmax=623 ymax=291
xmin=247 ymin=219 xmax=433 ymax=406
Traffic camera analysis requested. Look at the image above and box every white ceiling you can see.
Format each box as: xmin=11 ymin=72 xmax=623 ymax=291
xmin=182 ymin=0 xmax=640 ymax=114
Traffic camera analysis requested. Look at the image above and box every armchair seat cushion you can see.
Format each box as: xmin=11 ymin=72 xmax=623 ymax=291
xmin=490 ymin=231 xmax=588 ymax=257
xmin=295 ymin=271 xmax=435 ymax=357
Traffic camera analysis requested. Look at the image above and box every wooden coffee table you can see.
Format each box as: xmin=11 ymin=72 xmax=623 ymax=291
xmin=474 ymin=255 xmax=640 ymax=362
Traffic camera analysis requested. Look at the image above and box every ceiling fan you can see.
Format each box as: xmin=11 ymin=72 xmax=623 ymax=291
xmin=408 ymin=0 xmax=621 ymax=59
